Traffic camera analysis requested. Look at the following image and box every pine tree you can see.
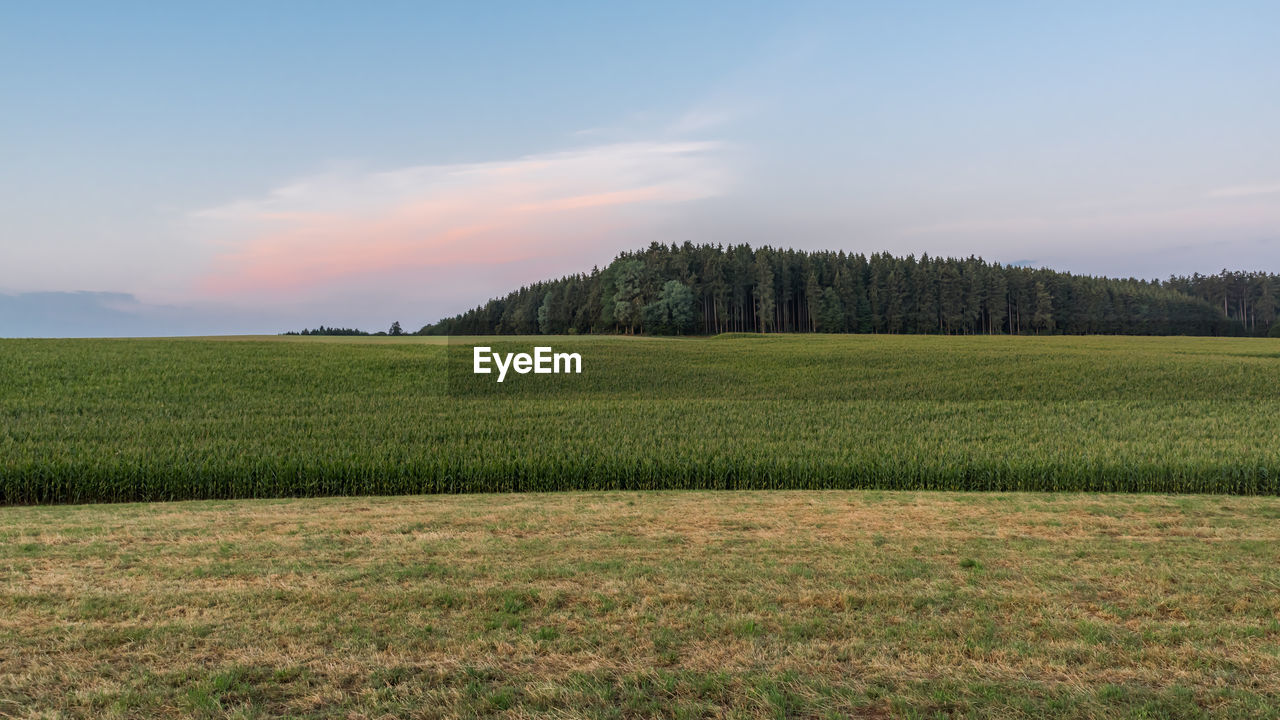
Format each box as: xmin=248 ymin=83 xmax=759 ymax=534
xmin=1033 ymin=280 xmax=1055 ymax=334
xmin=805 ymin=271 xmax=821 ymax=332
xmin=819 ymin=287 xmax=844 ymax=332
xmin=754 ymin=254 xmax=776 ymax=333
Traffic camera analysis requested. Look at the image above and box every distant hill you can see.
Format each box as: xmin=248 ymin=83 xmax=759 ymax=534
xmin=420 ymin=242 xmax=1278 ymax=337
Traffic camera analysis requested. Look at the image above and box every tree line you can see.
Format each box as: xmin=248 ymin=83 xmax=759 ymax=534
xmin=418 ymin=242 xmax=1275 ymax=337
xmin=283 ymin=322 xmax=406 ymax=336
xmin=1164 ymin=271 xmax=1278 ymax=335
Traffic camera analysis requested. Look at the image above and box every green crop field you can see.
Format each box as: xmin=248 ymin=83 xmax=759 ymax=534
xmin=2 ymin=334 xmax=1279 ymax=504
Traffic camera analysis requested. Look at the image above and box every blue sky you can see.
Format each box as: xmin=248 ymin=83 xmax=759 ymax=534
xmin=2 ymin=1 xmax=1278 ymax=335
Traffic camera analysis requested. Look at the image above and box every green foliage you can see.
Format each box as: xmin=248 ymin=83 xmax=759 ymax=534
xmin=1033 ymin=281 xmax=1055 ymax=334
xmin=642 ymin=281 xmax=696 ymax=335
xmin=611 ymin=259 xmax=645 ymax=334
xmin=754 ymin=253 xmax=776 ymax=333
xmin=818 ymin=287 xmax=844 ymax=332
xmin=420 ymin=243 xmax=1260 ymax=337
xmin=537 ymin=292 xmax=554 ymax=335
xmin=3 ymin=334 xmax=1280 ymax=505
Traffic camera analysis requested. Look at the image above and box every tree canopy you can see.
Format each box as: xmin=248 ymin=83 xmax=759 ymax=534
xmin=420 ymin=242 xmax=1267 ymax=337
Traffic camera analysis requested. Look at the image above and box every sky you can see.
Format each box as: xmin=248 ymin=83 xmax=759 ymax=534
xmin=2 ymin=1 xmax=1278 ymax=336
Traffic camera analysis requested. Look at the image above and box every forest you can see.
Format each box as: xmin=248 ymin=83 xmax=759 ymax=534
xmin=421 ymin=243 xmax=1280 ymax=337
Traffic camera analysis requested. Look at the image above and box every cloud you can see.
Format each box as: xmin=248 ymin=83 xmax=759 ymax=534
xmin=193 ymin=142 xmax=730 ymax=303
xmin=668 ymin=107 xmax=737 ymax=134
xmin=898 ymin=201 xmax=1280 ymax=240
xmin=1207 ymin=183 xmax=1280 ymax=198
xmin=0 ymin=291 xmax=289 ymax=337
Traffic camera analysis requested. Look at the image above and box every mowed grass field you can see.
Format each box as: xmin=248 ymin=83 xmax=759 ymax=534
xmin=2 ymin=334 xmax=1280 ymax=503
xmin=3 ymin=491 xmax=1280 ymax=718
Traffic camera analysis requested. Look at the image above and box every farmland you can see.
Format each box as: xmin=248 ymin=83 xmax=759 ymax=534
xmin=3 ymin=491 xmax=1280 ymax=718
xmin=5 ymin=335 xmax=1280 ymax=718
xmin=3 ymin=334 xmax=1280 ymax=504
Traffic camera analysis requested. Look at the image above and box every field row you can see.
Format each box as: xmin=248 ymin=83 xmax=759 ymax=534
xmin=2 ymin=335 xmax=1279 ymax=503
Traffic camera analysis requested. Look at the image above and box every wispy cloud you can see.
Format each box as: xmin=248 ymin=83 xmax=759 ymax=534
xmin=899 ymin=201 xmax=1280 ymax=239
xmin=193 ymin=141 xmax=729 ymax=301
xmin=1207 ymin=182 xmax=1280 ymax=198
xmin=668 ymin=107 xmax=737 ymax=135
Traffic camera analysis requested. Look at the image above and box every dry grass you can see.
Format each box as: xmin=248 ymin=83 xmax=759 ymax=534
xmin=2 ymin=491 xmax=1280 ymax=718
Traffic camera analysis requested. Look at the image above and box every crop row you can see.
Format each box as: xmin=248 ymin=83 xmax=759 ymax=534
xmin=2 ymin=335 xmax=1278 ymax=503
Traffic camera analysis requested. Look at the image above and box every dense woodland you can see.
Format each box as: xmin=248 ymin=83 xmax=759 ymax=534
xmin=421 ymin=243 xmax=1278 ymax=337
xmin=1165 ymin=272 xmax=1280 ymax=335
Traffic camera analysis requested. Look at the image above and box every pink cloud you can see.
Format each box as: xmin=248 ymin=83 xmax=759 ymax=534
xmin=193 ymin=142 xmax=727 ymax=302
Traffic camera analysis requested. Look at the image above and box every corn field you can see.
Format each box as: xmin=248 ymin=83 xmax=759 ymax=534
xmin=2 ymin=334 xmax=1278 ymax=504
